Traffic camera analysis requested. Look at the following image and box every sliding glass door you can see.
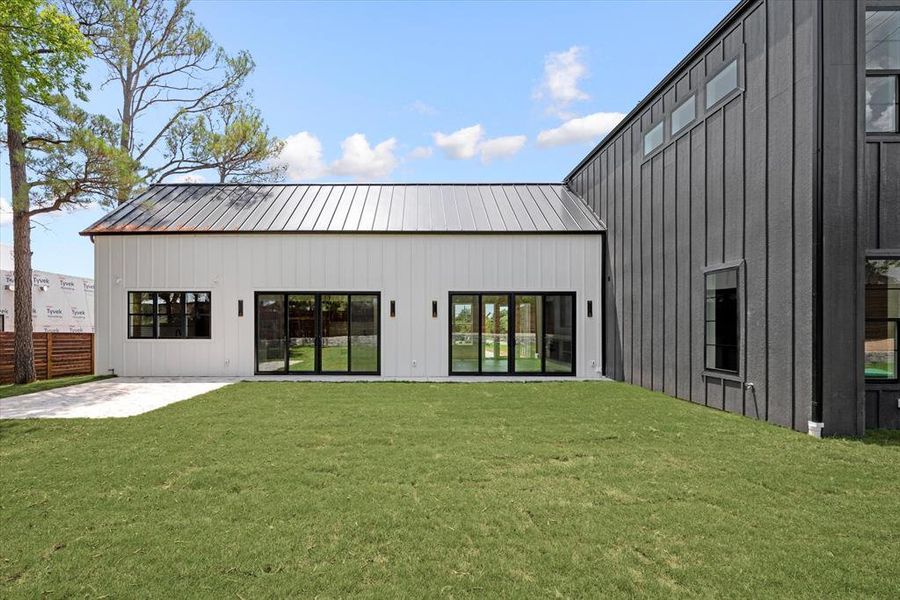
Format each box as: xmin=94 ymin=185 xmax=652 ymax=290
xmin=287 ymin=295 xmax=316 ymax=373
xmin=449 ymin=292 xmax=575 ymax=375
xmin=544 ymin=294 xmax=575 ymax=373
xmin=514 ymin=295 xmax=542 ymax=373
xmin=481 ymin=295 xmax=510 ymax=373
xmin=257 ymin=294 xmax=287 ymax=373
xmin=451 ymin=295 xmax=479 ymax=373
xmin=320 ymin=295 xmax=350 ymax=372
xmin=350 ymin=295 xmax=379 ymax=372
xmin=256 ymin=292 xmax=379 ymax=374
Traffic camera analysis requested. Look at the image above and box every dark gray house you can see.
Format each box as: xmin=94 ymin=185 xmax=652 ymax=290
xmin=567 ymin=0 xmax=899 ymax=436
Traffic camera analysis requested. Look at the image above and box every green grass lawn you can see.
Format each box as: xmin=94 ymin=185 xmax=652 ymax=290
xmin=0 ymin=374 xmax=113 ymax=399
xmin=1 ymin=382 xmax=898 ymax=597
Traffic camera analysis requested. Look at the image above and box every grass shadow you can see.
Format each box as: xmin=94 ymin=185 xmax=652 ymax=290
xmin=857 ymin=429 xmax=900 ymax=447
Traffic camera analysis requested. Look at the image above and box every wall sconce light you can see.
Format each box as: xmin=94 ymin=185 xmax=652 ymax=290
xmin=114 ymin=277 xmax=122 ymax=286
xmin=432 ymin=300 xmax=438 ymax=318
xmin=390 ymin=300 xmax=396 ymax=318
xmin=4 ymin=284 xmax=13 ymax=291
xmin=38 ymin=285 xmax=49 ymax=292
xmin=587 ymin=300 xmax=593 ymax=318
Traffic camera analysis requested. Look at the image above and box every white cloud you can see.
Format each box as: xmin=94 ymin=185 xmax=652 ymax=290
xmin=408 ymin=100 xmax=438 ymax=116
xmin=536 ymin=111 xmax=625 ymax=147
xmin=408 ymin=146 xmax=433 ymax=160
xmin=433 ymin=125 xmax=527 ymax=164
xmin=534 ymin=46 xmax=590 ymax=118
xmin=0 ymin=197 xmax=12 ymax=225
xmin=276 ymin=131 xmax=327 ymax=180
xmin=329 ymin=133 xmax=398 ymax=180
xmin=433 ymin=124 xmax=484 ymax=160
xmin=168 ymin=173 xmax=206 ymax=184
xmin=276 ymin=131 xmax=399 ymax=181
xmin=479 ymin=135 xmax=527 ymax=164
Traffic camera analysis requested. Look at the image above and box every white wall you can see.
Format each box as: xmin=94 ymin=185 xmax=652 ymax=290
xmin=94 ymin=234 xmax=604 ymax=377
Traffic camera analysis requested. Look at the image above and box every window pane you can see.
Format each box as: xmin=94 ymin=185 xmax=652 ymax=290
xmin=157 ymin=292 xmax=184 ymax=338
xmin=643 ymin=122 xmax=663 ymax=155
xmin=514 ymin=295 xmax=542 ymax=372
xmin=481 ymin=295 xmax=509 ymax=373
xmin=705 ymin=269 xmax=739 ymax=372
xmin=544 ymin=295 xmax=574 ymax=373
xmin=671 ymin=96 xmax=696 ymax=135
xmin=865 ymin=321 xmax=897 ymax=379
xmin=866 ymin=10 xmax=900 ymax=69
xmin=350 ymin=294 xmax=378 ymax=373
xmin=256 ymin=294 xmax=286 ymax=373
xmin=866 ymin=259 xmax=900 ymax=319
xmin=320 ymin=294 xmax=349 ymax=372
xmin=130 ymin=315 xmax=154 ymax=338
xmin=866 ymin=259 xmax=900 ymax=286
xmin=866 ymin=76 xmax=897 ymax=133
xmin=706 ymin=60 xmax=738 ymax=109
xmin=451 ymin=295 xmax=479 ymax=373
xmin=185 ymin=292 xmax=211 ymax=338
xmin=288 ymin=294 xmax=316 ymax=372
xmin=129 ymin=292 xmax=154 ymax=315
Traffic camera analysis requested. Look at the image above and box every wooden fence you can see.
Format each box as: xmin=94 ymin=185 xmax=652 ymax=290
xmin=0 ymin=332 xmax=94 ymax=383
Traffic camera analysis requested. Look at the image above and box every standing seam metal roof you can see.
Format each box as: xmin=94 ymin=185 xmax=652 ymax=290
xmin=81 ymin=184 xmax=605 ymax=235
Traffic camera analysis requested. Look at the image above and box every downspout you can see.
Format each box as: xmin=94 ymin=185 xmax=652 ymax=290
xmin=808 ymin=0 xmax=825 ymax=437
xmin=601 ymin=230 xmax=608 ymax=376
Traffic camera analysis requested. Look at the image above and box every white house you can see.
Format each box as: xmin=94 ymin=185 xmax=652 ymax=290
xmin=82 ymin=184 xmax=605 ymax=378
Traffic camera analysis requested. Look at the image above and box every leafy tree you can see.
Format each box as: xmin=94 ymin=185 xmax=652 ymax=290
xmin=66 ymin=0 xmax=283 ymax=197
xmin=1 ymin=0 xmax=135 ymax=383
xmin=163 ymin=98 xmax=285 ymax=183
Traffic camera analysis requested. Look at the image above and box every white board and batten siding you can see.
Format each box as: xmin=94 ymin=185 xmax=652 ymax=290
xmin=94 ymin=234 xmax=604 ymax=378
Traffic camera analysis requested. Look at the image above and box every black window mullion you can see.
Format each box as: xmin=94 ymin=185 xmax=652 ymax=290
xmin=347 ymin=294 xmax=353 ymax=374
xmin=509 ymin=294 xmax=516 ymax=374
xmin=315 ymin=293 xmax=321 ymax=373
xmin=183 ymin=293 xmax=190 ymax=339
xmin=477 ymin=294 xmax=482 ymax=374
xmin=541 ymin=294 xmax=547 ymax=374
xmin=283 ymin=293 xmax=289 ymax=374
xmin=153 ymin=293 xmax=159 ymax=339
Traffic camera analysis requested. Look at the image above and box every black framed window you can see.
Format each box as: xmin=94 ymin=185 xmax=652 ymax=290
xmin=670 ymin=95 xmax=696 ymax=136
xmin=128 ymin=291 xmax=211 ymax=339
xmin=865 ymin=259 xmax=900 ymax=381
xmin=705 ymin=59 xmax=738 ymax=109
xmin=704 ymin=268 xmax=739 ymax=373
xmin=255 ymin=292 xmax=380 ymax=375
xmin=449 ymin=292 xmax=575 ymax=376
xmin=866 ymin=10 xmax=900 ymax=133
xmin=643 ymin=121 xmax=664 ymax=155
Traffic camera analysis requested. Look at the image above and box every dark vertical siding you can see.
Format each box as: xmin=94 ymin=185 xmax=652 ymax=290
xmin=766 ymin=0 xmax=795 ymax=429
xmin=792 ymin=0 xmax=816 ymax=432
xmin=819 ymin=0 xmax=865 ymax=436
xmin=567 ymin=0 xmax=828 ymax=433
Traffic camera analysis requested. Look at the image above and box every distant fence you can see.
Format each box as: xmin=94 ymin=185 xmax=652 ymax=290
xmin=0 ymin=332 xmax=94 ymax=383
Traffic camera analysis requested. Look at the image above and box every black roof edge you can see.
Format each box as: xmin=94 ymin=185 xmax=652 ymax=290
xmin=79 ymin=228 xmax=606 ymax=237
xmin=563 ymin=0 xmax=752 ymax=183
xmin=148 ymin=182 xmax=568 ymax=187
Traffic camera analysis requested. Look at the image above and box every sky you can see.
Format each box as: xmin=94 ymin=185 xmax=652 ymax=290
xmin=0 ymin=0 xmax=737 ymax=278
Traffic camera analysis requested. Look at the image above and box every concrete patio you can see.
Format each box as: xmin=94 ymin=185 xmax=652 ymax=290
xmin=0 ymin=377 xmax=238 ymax=419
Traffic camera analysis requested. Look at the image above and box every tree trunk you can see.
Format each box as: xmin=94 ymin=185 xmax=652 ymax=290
xmin=7 ymin=123 xmax=37 ymax=384
xmin=117 ymin=74 xmax=133 ymax=205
